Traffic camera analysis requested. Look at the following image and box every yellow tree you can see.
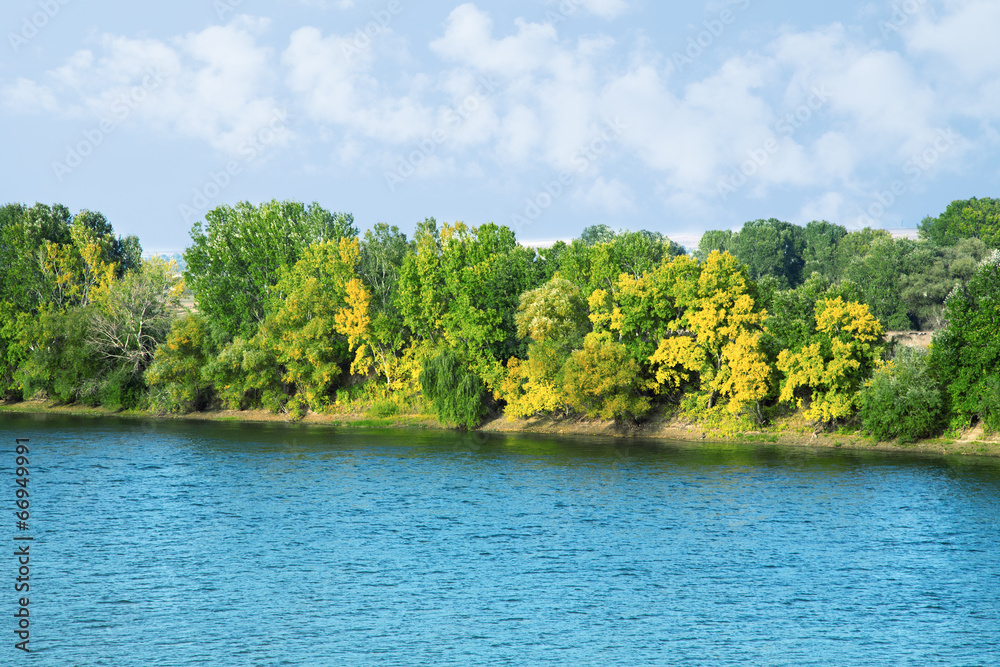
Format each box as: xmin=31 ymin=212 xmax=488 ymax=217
xmin=777 ymin=296 xmax=884 ymax=423
xmin=264 ymin=237 xmax=368 ymax=411
xmin=648 ymin=251 xmax=771 ymax=416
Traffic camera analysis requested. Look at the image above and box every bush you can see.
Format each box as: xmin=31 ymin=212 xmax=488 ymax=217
xmin=419 ymin=348 xmax=488 ymax=429
xmin=562 ymin=336 xmax=650 ymax=421
xmin=858 ymin=347 xmax=945 ymax=442
xmin=146 ymin=314 xmax=216 ymax=412
xmin=369 ymin=399 xmax=400 ymax=418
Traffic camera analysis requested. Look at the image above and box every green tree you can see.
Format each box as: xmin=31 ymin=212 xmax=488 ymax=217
xmin=929 ymin=251 xmax=1000 ymax=430
xmin=695 ymin=229 xmax=734 ymax=262
xmin=183 ymin=200 xmax=353 ymax=342
xmin=728 ymin=218 xmax=807 ymax=289
xmin=501 ymin=276 xmax=590 ymax=417
xmin=562 ymin=335 xmax=651 ymax=420
xmin=802 ymin=220 xmax=847 ymax=280
xmin=147 ymin=314 xmax=217 ymax=412
xmin=859 ymin=347 xmax=945 ymax=442
xmin=840 ymin=234 xmax=916 ymax=330
xmin=919 ymin=197 xmax=1000 ymax=248
xmin=420 ymin=346 xmax=489 ymax=428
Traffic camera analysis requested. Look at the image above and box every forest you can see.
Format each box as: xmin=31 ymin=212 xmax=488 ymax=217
xmin=1 ymin=197 xmax=999 ymax=442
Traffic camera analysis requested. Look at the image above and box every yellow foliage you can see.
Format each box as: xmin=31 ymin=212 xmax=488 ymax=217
xmin=499 ymin=349 xmax=567 ymax=418
xmin=777 ymin=297 xmax=884 ymax=423
xmin=646 ymin=251 xmax=770 ymax=415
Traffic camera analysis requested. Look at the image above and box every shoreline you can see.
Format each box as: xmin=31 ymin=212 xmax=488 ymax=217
xmin=2 ymin=399 xmax=999 ymax=459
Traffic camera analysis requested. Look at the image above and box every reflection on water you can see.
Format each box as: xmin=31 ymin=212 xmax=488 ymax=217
xmin=3 ymin=414 xmax=999 ymax=666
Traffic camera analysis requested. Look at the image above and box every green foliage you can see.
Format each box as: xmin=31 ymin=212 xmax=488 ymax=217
xmin=147 ymin=314 xmax=216 ymax=412
xmin=16 ymin=307 xmax=101 ymax=404
xmin=859 ymin=348 xmax=945 ymax=442
xmin=420 ymin=347 xmax=488 ymax=428
xmin=840 ymin=233 xmax=916 ymax=329
xmin=579 ymin=224 xmax=617 ymax=246
xmin=358 ymin=222 xmax=408 ymax=317
xmin=761 ymin=273 xmax=861 ymax=365
xmin=802 ymin=220 xmax=847 ymax=280
xmin=183 ymin=200 xmax=352 ymax=342
xmin=929 ymin=250 xmax=1000 ymax=430
xmin=562 ymin=335 xmax=651 ymax=420
xmin=695 ymin=229 xmax=734 ymax=262
xmin=87 ymin=257 xmax=182 ymax=378
xmin=899 ymin=237 xmax=990 ymax=330
xmin=588 ymin=230 xmax=685 ymax=293
xmin=398 ymin=220 xmax=536 ymax=389
xmin=728 ymin=218 xmax=807 ymax=289
xmin=514 ymin=276 xmax=590 ymax=350
xmin=919 ymin=197 xmax=1000 ymax=248
xmin=202 ymin=336 xmax=287 ymax=412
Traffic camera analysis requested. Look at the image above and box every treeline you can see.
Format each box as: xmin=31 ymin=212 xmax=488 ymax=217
xmin=2 ymin=198 xmax=999 ymax=441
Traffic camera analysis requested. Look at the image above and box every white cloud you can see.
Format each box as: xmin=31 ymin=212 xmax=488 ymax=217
xmin=2 ymin=78 xmax=60 ymax=114
xmin=282 ymin=26 xmax=435 ymax=145
xmin=906 ymin=0 xmax=1000 ymax=82
xmin=580 ymin=176 xmax=634 ymax=213
xmin=2 ymin=20 xmax=288 ymax=156
xmin=575 ymin=0 xmax=629 ymax=19
xmin=430 ymin=4 xmax=559 ymax=76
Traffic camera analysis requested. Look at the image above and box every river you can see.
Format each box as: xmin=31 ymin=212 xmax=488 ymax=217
xmin=2 ymin=415 xmax=998 ymax=665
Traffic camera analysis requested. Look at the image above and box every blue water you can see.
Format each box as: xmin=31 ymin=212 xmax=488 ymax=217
xmin=2 ymin=415 xmax=999 ymax=666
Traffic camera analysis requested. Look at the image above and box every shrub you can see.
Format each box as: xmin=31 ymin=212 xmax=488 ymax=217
xmin=419 ymin=347 xmax=488 ymax=429
xmin=146 ymin=314 xmax=216 ymax=412
xmin=562 ymin=336 xmax=650 ymax=420
xmin=858 ymin=347 xmax=945 ymax=442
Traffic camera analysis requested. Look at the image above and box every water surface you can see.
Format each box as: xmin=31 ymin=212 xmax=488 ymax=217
xmin=2 ymin=415 xmax=998 ymax=665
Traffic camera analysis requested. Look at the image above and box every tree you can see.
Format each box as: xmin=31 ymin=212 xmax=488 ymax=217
xmin=588 ymin=230 xmax=686 ymax=294
xmin=183 ymin=200 xmax=353 ymax=342
xmin=802 ymin=220 xmax=847 ymax=280
xmin=562 ymin=335 xmax=651 ymax=420
xmin=929 ymin=250 xmax=1000 ymax=430
xmin=919 ymin=197 xmax=1000 ymax=248
xmin=859 ymin=347 xmax=945 ymax=442
xmin=501 ymin=276 xmax=590 ymax=418
xmin=420 ymin=347 xmax=489 ymax=428
xmin=261 ymin=238 xmax=367 ymax=411
xmin=86 ymin=257 xmax=183 ymax=378
xmin=777 ymin=297 xmax=884 ymax=423
xmin=648 ymin=252 xmax=770 ymax=416
xmin=579 ymin=224 xmax=617 ymax=246
xmin=146 ymin=314 xmax=217 ymax=412
xmin=728 ymin=218 xmax=807 ymax=289
xmin=899 ymin=237 xmax=990 ymax=330
xmin=694 ymin=229 xmax=734 ymax=262
xmin=398 ymin=220 xmax=536 ymax=390
xmin=840 ymin=234 xmax=915 ymax=330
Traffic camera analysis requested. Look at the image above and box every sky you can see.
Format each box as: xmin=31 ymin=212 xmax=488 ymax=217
xmin=1 ymin=0 xmax=997 ymax=253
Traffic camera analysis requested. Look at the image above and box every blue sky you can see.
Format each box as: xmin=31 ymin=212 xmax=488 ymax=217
xmin=1 ymin=0 xmax=997 ymax=252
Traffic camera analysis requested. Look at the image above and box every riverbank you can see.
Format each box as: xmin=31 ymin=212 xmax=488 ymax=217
xmin=2 ymin=398 xmax=998 ymax=458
